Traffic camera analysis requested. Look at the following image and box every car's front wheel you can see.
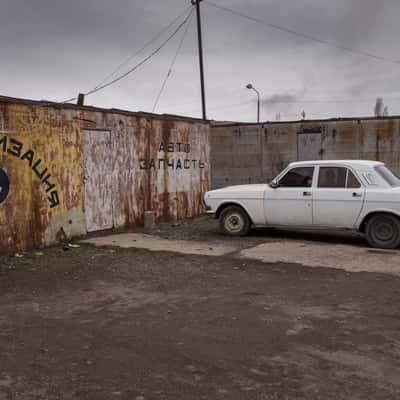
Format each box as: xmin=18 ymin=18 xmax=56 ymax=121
xmin=365 ymin=214 xmax=400 ymax=249
xmin=219 ymin=206 xmax=251 ymax=236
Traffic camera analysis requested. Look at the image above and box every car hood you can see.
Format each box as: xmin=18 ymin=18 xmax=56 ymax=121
xmin=206 ymin=184 xmax=267 ymax=199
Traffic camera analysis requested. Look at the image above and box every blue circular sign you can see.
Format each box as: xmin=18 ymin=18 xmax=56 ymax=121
xmin=0 ymin=168 xmax=10 ymax=204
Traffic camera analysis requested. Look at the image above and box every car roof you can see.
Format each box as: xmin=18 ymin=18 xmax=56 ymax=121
xmin=289 ymin=160 xmax=384 ymax=168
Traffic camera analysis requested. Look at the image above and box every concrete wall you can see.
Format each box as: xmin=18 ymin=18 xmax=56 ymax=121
xmin=211 ymin=118 xmax=400 ymax=188
xmin=0 ymin=96 xmax=210 ymax=254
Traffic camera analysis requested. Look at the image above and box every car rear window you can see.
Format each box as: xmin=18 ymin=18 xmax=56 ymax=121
xmin=347 ymin=170 xmax=361 ymax=188
xmin=317 ymin=167 xmax=361 ymax=189
xmin=318 ymin=167 xmax=347 ymax=188
xmin=375 ymin=165 xmax=400 ymax=187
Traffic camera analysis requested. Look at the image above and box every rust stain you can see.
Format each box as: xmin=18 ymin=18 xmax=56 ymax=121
xmin=0 ymin=103 xmax=85 ymax=253
xmin=162 ymin=119 xmax=173 ymax=222
xmin=0 ymin=97 xmax=211 ymax=253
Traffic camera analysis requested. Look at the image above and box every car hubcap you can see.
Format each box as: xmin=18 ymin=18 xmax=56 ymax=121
xmin=375 ymin=220 xmax=395 ymax=242
xmin=225 ymin=213 xmax=244 ymax=233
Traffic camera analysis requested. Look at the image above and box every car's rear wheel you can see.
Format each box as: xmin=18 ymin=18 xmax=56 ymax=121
xmin=365 ymin=214 xmax=400 ymax=249
xmin=219 ymin=206 xmax=251 ymax=236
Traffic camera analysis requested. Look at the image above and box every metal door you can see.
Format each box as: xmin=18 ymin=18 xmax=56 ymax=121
xmin=313 ymin=166 xmax=365 ymax=228
xmin=84 ymin=130 xmax=113 ymax=232
xmin=297 ymin=133 xmax=322 ymax=161
xmin=264 ymin=166 xmax=315 ymax=226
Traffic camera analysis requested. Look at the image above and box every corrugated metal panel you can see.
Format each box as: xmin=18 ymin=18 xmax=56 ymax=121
xmin=0 ymin=103 xmax=85 ymax=253
xmin=0 ymin=98 xmax=210 ymax=254
xmin=86 ymin=111 xmax=210 ymax=229
xmin=84 ymin=129 xmax=113 ymax=232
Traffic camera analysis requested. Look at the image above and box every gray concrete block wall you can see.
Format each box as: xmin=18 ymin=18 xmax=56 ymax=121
xmin=211 ymin=117 xmax=400 ymax=189
xmin=211 ymin=125 xmax=265 ymax=188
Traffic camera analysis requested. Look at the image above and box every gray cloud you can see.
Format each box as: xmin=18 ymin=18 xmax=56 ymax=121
xmin=261 ymin=93 xmax=301 ymax=107
xmin=1 ymin=0 xmax=400 ymax=121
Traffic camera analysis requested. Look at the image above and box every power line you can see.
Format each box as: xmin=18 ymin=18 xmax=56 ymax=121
xmin=262 ymin=97 xmax=400 ymax=104
xmin=62 ymin=6 xmax=194 ymax=103
xmin=152 ymin=8 xmax=195 ymax=113
xmin=181 ymin=99 xmax=253 ymax=114
xmin=179 ymin=95 xmax=400 ymax=116
xmin=260 ymin=98 xmax=397 ymax=104
xmin=205 ymin=0 xmax=400 ymax=65
xmin=84 ymin=9 xmax=193 ymax=98
xmin=173 ymin=88 xmax=249 ymax=110
xmin=93 ymin=5 xmax=193 ymax=93
xmin=207 ymin=99 xmax=254 ymax=111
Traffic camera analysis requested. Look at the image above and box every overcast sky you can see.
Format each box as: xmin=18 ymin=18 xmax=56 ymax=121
xmin=1 ymin=0 xmax=400 ymax=122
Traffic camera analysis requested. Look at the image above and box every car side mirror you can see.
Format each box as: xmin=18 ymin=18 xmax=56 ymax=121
xmin=270 ymin=180 xmax=280 ymax=189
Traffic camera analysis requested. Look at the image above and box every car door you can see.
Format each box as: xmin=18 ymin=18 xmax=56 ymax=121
xmin=265 ymin=166 xmax=315 ymax=226
xmin=313 ymin=166 xmax=365 ymax=228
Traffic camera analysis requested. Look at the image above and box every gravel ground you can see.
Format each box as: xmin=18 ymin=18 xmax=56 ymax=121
xmin=0 ymin=218 xmax=399 ymax=399
xmin=145 ymin=215 xmax=367 ymax=248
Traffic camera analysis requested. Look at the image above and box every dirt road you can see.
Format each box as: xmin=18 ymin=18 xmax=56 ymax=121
xmin=1 ymin=218 xmax=400 ymax=399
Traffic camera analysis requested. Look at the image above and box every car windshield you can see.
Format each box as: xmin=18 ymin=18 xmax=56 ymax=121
xmin=375 ymin=165 xmax=400 ymax=187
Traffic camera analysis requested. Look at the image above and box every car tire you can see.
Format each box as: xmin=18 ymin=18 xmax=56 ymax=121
xmin=365 ymin=214 xmax=400 ymax=249
xmin=219 ymin=206 xmax=251 ymax=237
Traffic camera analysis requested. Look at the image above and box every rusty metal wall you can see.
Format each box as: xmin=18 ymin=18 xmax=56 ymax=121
xmin=0 ymin=97 xmax=210 ymax=254
xmin=84 ymin=129 xmax=113 ymax=232
xmin=83 ymin=110 xmax=210 ymax=228
xmin=211 ymin=118 xmax=400 ymax=188
xmin=0 ymin=102 xmax=85 ymax=254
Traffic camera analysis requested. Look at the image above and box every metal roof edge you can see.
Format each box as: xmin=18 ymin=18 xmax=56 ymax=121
xmin=0 ymin=95 xmax=209 ymax=124
xmin=210 ymin=115 xmax=400 ymax=127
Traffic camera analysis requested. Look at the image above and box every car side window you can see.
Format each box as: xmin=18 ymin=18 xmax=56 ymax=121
xmin=279 ymin=167 xmax=314 ymax=187
xmin=318 ymin=167 xmax=347 ymax=188
xmin=347 ymin=170 xmax=361 ymax=188
xmin=318 ymin=167 xmax=362 ymax=188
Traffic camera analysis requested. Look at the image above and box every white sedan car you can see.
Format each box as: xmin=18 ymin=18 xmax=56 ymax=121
xmin=204 ymin=160 xmax=400 ymax=249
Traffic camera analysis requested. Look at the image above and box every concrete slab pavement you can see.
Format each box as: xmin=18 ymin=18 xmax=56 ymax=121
xmin=82 ymin=233 xmax=237 ymax=257
xmin=82 ymin=232 xmax=400 ymax=277
xmin=239 ymin=241 xmax=400 ymax=276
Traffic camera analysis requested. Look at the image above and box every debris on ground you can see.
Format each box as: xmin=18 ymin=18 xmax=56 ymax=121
xmin=1 ymin=216 xmax=400 ymax=399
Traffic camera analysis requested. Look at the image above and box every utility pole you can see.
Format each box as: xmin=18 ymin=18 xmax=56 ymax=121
xmin=192 ymin=0 xmax=207 ymax=120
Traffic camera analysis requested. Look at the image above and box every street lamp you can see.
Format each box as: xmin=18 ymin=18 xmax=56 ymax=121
xmin=246 ymin=83 xmax=260 ymax=123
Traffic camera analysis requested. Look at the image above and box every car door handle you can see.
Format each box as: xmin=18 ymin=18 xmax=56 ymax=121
xmin=303 ymin=191 xmax=312 ymax=197
xmin=352 ymin=192 xmax=362 ymax=198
